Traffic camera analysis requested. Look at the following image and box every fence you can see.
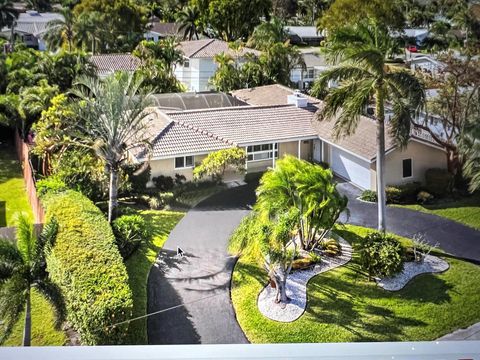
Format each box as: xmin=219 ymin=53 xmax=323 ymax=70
xmin=14 ymin=131 xmax=45 ymax=224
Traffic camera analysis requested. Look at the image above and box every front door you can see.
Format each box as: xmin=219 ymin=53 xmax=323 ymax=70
xmin=313 ymin=139 xmax=322 ymax=163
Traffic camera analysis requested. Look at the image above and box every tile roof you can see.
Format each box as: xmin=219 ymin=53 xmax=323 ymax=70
xmin=165 ymin=105 xmax=318 ymax=146
xmin=232 ymin=84 xmax=321 ymax=106
xmin=9 ymin=11 xmax=64 ymax=36
xmin=89 ymin=54 xmax=141 ymax=76
xmin=148 ymin=22 xmax=181 ymax=36
xmin=178 ymin=39 xmax=261 ymax=59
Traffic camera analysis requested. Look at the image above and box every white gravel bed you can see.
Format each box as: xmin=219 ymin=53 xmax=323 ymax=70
xmin=376 ymin=254 xmax=449 ymax=291
xmin=257 ymin=238 xmax=352 ymax=322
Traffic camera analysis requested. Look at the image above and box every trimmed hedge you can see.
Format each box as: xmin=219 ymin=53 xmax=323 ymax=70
xmin=43 ymin=191 xmax=133 ymax=345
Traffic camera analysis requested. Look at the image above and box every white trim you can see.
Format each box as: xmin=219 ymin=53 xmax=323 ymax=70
xmin=402 ymin=158 xmax=413 ymax=179
xmin=239 ymin=136 xmax=318 ymax=147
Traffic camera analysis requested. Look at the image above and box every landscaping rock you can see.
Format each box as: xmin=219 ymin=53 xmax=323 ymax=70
xmin=376 ymin=254 xmax=449 ymax=291
xmin=257 ymin=237 xmax=352 ymax=322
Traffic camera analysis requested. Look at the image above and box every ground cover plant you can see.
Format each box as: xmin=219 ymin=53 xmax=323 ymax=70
xmin=231 ymin=225 xmax=480 ymax=343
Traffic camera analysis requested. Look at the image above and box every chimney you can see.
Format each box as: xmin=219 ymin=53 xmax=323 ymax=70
xmin=287 ymin=90 xmax=308 ymax=108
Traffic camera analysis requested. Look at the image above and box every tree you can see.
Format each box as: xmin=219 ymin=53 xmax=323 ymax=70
xmin=247 ymin=17 xmax=288 ymax=50
xmin=312 ymin=22 xmax=424 ymax=232
xmin=415 ymin=53 xmax=480 ymax=178
xmin=25 ymin=0 xmax=51 ymax=11
xmin=193 ymin=147 xmax=246 ymax=181
xmin=318 ymin=0 xmax=405 ymax=32
xmin=0 ymin=0 xmax=16 ymax=29
xmin=256 ymin=155 xmax=347 ymax=251
xmin=461 ymin=122 xmax=480 ymax=192
xmin=44 ymin=7 xmax=75 ymax=52
xmin=0 ymin=214 xmax=65 ymax=346
xmin=177 ymin=5 xmax=201 ymax=40
xmin=210 ymin=52 xmax=242 ymax=92
xmin=72 ymin=72 xmax=154 ymax=222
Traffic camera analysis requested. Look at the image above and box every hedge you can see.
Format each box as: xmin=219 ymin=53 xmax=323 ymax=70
xmin=43 ymin=190 xmax=133 ymax=345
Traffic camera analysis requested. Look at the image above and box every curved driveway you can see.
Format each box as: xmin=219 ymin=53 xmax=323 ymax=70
xmin=147 ymin=183 xmax=256 ymax=344
xmin=147 ymin=180 xmax=480 ymax=345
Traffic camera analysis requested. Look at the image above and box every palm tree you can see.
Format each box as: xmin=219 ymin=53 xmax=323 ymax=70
xmin=72 ymin=72 xmax=154 ymax=223
xmin=0 ymin=214 xmax=65 ymax=346
xmin=247 ymin=16 xmax=287 ymax=50
xmin=461 ymin=122 xmax=480 ymax=192
xmin=44 ymin=7 xmax=75 ymax=52
xmin=177 ymin=5 xmax=201 ymax=41
xmin=312 ymin=22 xmax=424 ymax=232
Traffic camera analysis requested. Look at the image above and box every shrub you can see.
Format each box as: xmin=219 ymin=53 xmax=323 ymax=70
xmin=147 ymin=195 xmax=162 ymax=210
xmin=244 ymin=171 xmax=264 ymax=184
xmin=193 ymin=147 xmax=246 ymax=181
xmin=320 ymin=238 xmax=342 ymax=257
xmin=174 ymin=173 xmax=186 ymax=185
xmin=425 ymin=168 xmax=454 ymax=196
xmin=123 ymin=164 xmax=151 ymax=195
xmin=112 ymin=215 xmax=148 ymax=259
xmin=397 ymin=182 xmax=422 ymax=199
xmin=385 ymin=186 xmax=403 ymax=204
xmin=309 ymin=251 xmax=322 ymax=263
xmin=317 ymin=161 xmax=330 ymax=169
xmin=36 ymin=176 xmax=67 ymax=198
xmin=417 ymin=191 xmax=434 ymax=204
xmin=152 ymin=175 xmax=175 ymax=191
xmin=159 ymin=192 xmax=175 ymax=206
xmin=360 ymin=190 xmax=377 ymax=202
xmin=43 ymin=191 xmax=133 ymax=345
xmin=357 ymin=232 xmax=404 ymax=279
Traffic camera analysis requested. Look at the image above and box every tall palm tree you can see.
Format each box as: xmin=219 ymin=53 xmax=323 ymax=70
xmin=312 ymin=22 xmax=424 ymax=232
xmin=0 ymin=214 xmax=65 ymax=346
xmin=44 ymin=7 xmax=75 ymax=52
xmin=72 ymin=72 xmax=154 ymax=223
xmin=177 ymin=5 xmax=200 ymax=41
xmin=247 ymin=16 xmax=287 ymax=50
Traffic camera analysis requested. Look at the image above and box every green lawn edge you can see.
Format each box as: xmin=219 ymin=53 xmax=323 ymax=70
xmin=231 ymin=225 xmax=480 ymax=343
xmin=124 ymin=210 xmax=184 ymax=344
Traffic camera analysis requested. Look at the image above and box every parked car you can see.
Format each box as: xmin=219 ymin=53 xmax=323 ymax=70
xmin=407 ymin=45 xmax=418 ymax=52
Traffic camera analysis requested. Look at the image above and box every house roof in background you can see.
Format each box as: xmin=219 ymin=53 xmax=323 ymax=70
xmin=9 ymin=11 xmax=63 ymax=36
xmin=178 ymin=39 xmax=261 ymax=59
xmin=232 ymin=84 xmax=321 ymax=106
xmin=150 ymin=92 xmax=247 ymax=111
xmin=89 ymin=54 xmax=141 ymax=76
xmin=303 ymin=53 xmax=328 ymax=68
xmin=285 ymin=26 xmax=322 ymax=39
xmin=147 ymin=22 xmax=182 ymax=36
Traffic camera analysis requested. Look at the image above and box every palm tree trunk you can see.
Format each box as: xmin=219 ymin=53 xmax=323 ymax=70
xmin=108 ymin=169 xmax=118 ymax=223
xmin=22 ymin=289 xmax=31 ymax=346
xmin=375 ymin=88 xmax=387 ymax=233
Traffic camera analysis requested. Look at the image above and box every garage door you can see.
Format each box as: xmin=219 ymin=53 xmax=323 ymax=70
xmin=330 ymin=147 xmax=371 ymax=189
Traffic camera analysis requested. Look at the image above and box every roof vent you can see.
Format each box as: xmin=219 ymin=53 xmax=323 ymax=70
xmin=287 ymin=91 xmax=308 ymax=108
xmin=26 ymin=10 xmax=40 ymax=16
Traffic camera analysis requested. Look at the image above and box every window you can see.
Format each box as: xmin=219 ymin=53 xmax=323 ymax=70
xmin=175 ymin=156 xmax=194 ymax=169
xmin=246 ymin=143 xmax=278 ymax=161
xmin=402 ymin=158 xmax=412 ymax=178
xmin=307 ymin=68 xmax=315 ymax=79
xmin=184 ymin=59 xmax=190 ymax=68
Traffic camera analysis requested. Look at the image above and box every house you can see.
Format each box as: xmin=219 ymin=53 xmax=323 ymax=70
xmin=285 ymin=26 xmax=324 ymax=46
xmin=174 ymin=39 xmax=261 ymax=92
xmin=1 ymin=10 xmax=63 ymax=50
xmin=89 ymin=54 xmax=141 ymax=78
xmin=233 ymin=85 xmax=447 ymax=190
xmin=290 ymin=52 xmax=329 ymax=90
xmin=136 ymin=84 xmax=447 ymax=190
xmin=409 ymin=55 xmax=444 ymax=77
xmin=144 ymin=22 xmax=182 ymax=42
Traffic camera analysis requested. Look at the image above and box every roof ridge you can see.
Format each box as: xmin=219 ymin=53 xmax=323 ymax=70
xmin=175 ymin=119 xmax=236 ymax=146
xmin=165 ymin=104 xmax=294 ymax=116
xmin=189 ymin=39 xmax=216 ymax=58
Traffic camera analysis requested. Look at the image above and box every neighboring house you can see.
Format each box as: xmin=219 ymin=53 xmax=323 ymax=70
xmin=174 ymin=39 xmax=261 ymax=92
xmin=144 ymin=22 xmax=182 ymax=42
xmin=409 ymin=55 xmax=444 ymax=77
xmin=285 ymin=26 xmax=324 ymax=46
xmin=233 ymin=84 xmax=447 ymax=190
xmin=403 ymin=28 xmax=430 ymax=46
xmin=290 ymin=52 xmax=329 ymax=90
xmin=89 ymin=54 xmax=141 ymax=78
xmin=1 ymin=10 xmax=63 ymax=50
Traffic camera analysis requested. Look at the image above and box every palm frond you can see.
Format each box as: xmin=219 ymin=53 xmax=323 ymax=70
xmin=0 ymin=274 xmax=28 ymax=345
xmin=388 ymin=99 xmax=412 ymax=148
xmin=14 ymin=213 xmax=35 ymax=266
xmin=0 ymin=239 xmax=23 ymax=284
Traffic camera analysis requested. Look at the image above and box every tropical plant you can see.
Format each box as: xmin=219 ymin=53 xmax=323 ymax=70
xmin=247 ymin=17 xmax=287 ymax=50
xmin=43 ymin=7 xmax=75 ymax=51
xmin=72 ymin=72 xmax=154 ymax=222
xmin=256 ymin=155 xmax=347 ymax=251
xmin=312 ymin=22 xmax=425 ymax=232
xmin=112 ymin=214 xmax=148 ymax=259
xmin=0 ymin=0 xmax=16 ymax=29
xmin=0 ymin=214 xmax=65 ymax=346
xmin=461 ymin=121 xmax=480 ymax=192
xmin=193 ymin=148 xmax=246 ymax=182
xmin=177 ymin=5 xmax=201 ymax=40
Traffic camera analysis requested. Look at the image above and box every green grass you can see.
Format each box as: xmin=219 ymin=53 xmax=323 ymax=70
xmin=231 ymin=225 xmax=480 ymax=343
xmin=0 ymin=146 xmax=33 ymax=226
xmin=124 ymin=210 xmax=184 ymax=344
xmin=398 ymin=193 xmax=480 ymax=230
xmin=3 ymin=289 xmax=67 ymax=346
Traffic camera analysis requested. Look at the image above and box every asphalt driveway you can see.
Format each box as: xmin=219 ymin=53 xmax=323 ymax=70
xmin=337 ymin=181 xmax=480 ymax=264
xmin=147 ymin=183 xmax=256 ymax=344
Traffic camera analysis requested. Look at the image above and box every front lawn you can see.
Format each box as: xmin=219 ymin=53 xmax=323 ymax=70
xmin=399 ymin=193 xmax=480 ymax=230
xmin=231 ymin=225 xmax=480 ymax=343
xmin=124 ymin=210 xmax=184 ymax=344
xmin=0 ymin=146 xmax=33 ymax=226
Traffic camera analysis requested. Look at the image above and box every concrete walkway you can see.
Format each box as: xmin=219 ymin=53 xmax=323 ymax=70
xmin=337 ymin=181 xmax=480 ymax=264
xmin=437 ymin=322 xmax=480 ymax=341
xmin=147 ymin=183 xmax=256 ymax=344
